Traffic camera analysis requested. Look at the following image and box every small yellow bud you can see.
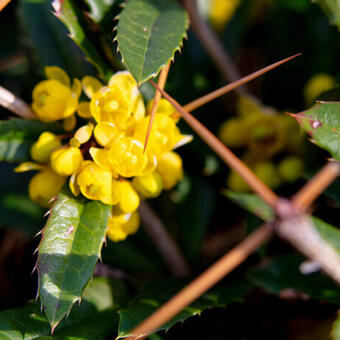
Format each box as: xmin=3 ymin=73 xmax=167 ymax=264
xmin=210 ymin=0 xmax=241 ymax=32
xmin=50 ymin=147 xmax=83 ymax=176
xmin=118 ymin=180 xmax=140 ymax=213
xmin=81 ymin=76 xmax=103 ymax=99
xmin=304 ymin=73 xmax=335 ymax=104
xmin=29 ymin=168 xmax=66 ymax=207
xmin=73 ymin=123 xmax=94 ymax=145
xmin=156 ymin=152 xmax=183 ymax=189
xmin=132 ymin=172 xmax=163 ymax=198
xmin=218 ymin=118 xmax=245 ymax=148
xmin=107 ymin=210 xmax=140 ymax=242
xmin=278 ymin=157 xmax=304 ymax=183
xmin=254 ymin=162 xmax=281 ymax=189
xmin=227 ymin=171 xmax=249 ymax=192
xmin=30 ymin=132 xmax=61 ymax=163
xmin=108 ymin=137 xmax=148 ymax=177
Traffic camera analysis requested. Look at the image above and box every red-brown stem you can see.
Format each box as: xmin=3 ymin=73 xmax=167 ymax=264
xmin=292 ymin=161 xmax=340 ymax=211
xmin=144 ymin=62 xmax=171 ymax=152
xmin=0 ymin=0 xmax=12 ymax=11
xmin=183 ymin=54 xmax=302 ymax=113
xmin=126 ymin=224 xmax=273 ymax=339
xmin=150 ymin=81 xmax=279 ymax=208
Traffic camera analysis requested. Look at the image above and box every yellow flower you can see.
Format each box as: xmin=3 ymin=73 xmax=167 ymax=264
xmin=50 ymin=147 xmax=83 ymax=176
xmin=304 ymin=73 xmax=335 ymax=105
xmin=132 ymin=114 xmax=182 ymax=157
xmin=90 ymin=84 xmax=132 ymax=127
xmin=32 ymin=66 xmax=80 ymax=122
xmin=108 ymin=136 xmax=148 ymax=177
xmin=30 ymin=132 xmax=62 ymax=163
xmin=108 ymin=71 xmax=145 ymax=123
xmin=70 ymin=123 xmax=94 ymax=147
xmin=118 ymin=180 xmax=140 ymax=213
xmin=156 ymin=152 xmax=183 ymax=189
xmin=132 ymin=172 xmax=163 ymax=198
xmin=146 ymin=98 xmax=179 ymax=122
xmin=29 ymin=168 xmax=66 ymax=207
xmin=210 ymin=0 xmax=241 ymax=32
xmin=106 ymin=210 xmax=140 ymax=242
xmin=76 ymin=161 xmax=121 ymax=204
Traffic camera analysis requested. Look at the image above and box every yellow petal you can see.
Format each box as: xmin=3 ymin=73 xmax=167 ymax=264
xmin=101 ymin=178 xmax=122 ymax=205
xmin=94 ymin=122 xmax=119 ymax=147
xmin=63 ymin=114 xmax=76 ymax=131
xmin=72 ymin=78 xmax=82 ymax=98
xmin=82 ymin=76 xmax=103 ymax=99
xmin=173 ymin=134 xmax=193 ymax=149
xmin=69 ymin=173 xmax=80 ymax=196
xmin=77 ymin=102 xmax=92 ymax=118
xmin=14 ymin=162 xmax=45 ymax=173
xmin=45 ymin=66 xmax=71 ymax=87
xmin=89 ymin=147 xmax=112 ymax=171
xmin=74 ymin=123 xmax=94 ymax=144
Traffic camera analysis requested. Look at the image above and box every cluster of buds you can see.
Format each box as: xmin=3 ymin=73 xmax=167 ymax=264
xmin=15 ymin=67 xmax=191 ymax=242
xmin=218 ymin=95 xmax=305 ymax=192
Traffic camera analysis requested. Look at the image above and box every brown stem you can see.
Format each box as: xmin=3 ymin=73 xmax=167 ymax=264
xmin=182 ymin=0 xmax=246 ymax=96
xmin=150 ymin=80 xmax=279 ymax=208
xmin=144 ymin=62 xmax=171 ymax=152
xmin=126 ymin=224 xmax=273 ymax=339
xmin=0 ymin=86 xmax=36 ymax=119
xmin=292 ymin=161 xmax=340 ymax=211
xmin=138 ymin=201 xmax=190 ymax=277
xmin=183 ymin=54 xmax=302 ymax=113
xmin=0 ymin=0 xmax=12 ymax=11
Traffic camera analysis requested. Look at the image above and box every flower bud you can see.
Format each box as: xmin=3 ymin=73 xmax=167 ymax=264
xmin=227 ymin=171 xmax=249 ymax=192
xmin=51 ymin=147 xmax=83 ymax=176
xmin=156 ymin=152 xmax=183 ymax=189
xmin=132 ymin=172 xmax=163 ymax=198
xmin=30 ymin=132 xmax=61 ymax=163
xmin=304 ymin=73 xmax=335 ymax=105
xmin=118 ymin=180 xmax=140 ymax=213
xmin=218 ymin=118 xmax=245 ymax=148
xmin=278 ymin=157 xmax=303 ymax=183
xmin=29 ymin=168 xmax=66 ymax=207
xmin=254 ymin=161 xmax=281 ymax=189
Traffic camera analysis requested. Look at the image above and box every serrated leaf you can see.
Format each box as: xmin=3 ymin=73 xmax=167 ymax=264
xmin=314 ymin=0 xmax=340 ymax=29
xmin=116 ymin=0 xmax=189 ymax=84
xmin=224 ymin=190 xmax=275 ymax=222
xmin=53 ymin=0 xmax=113 ymax=81
xmin=0 ymin=277 xmax=121 ymax=339
xmin=0 ymin=119 xmax=62 ymax=162
xmin=247 ymin=254 xmax=340 ymax=304
xmin=37 ymin=187 xmax=111 ymax=330
xmin=292 ymin=102 xmax=340 ymax=160
xmin=117 ymin=278 xmax=252 ymax=338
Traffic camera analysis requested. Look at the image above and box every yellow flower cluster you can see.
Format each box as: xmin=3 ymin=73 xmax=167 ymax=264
xmin=16 ymin=67 xmax=190 ymax=242
xmin=218 ymin=95 xmax=305 ymax=192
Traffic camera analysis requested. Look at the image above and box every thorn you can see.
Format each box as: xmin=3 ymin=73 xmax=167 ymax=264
xmin=183 ymin=53 xmax=303 ymax=112
xmin=44 ymin=210 xmax=50 ymax=217
xmin=33 ymin=247 xmax=39 ymax=255
xmin=34 ymin=230 xmax=42 ymax=238
xmin=31 ymin=263 xmax=37 ymax=275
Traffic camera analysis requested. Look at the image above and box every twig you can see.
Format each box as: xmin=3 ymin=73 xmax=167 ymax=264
xmin=139 ymin=201 xmax=190 ymax=277
xmin=182 ymin=0 xmax=246 ymax=96
xmin=150 ymin=81 xmax=279 ymax=208
xmin=0 ymin=0 xmax=12 ymax=11
xmin=127 ymin=223 xmax=273 ymax=339
xmin=144 ymin=62 xmax=171 ymax=152
xmin=0 ymin=86 xmax=36 ymax=119
xmin=292 ymin=161 xmax=340 ymax=211
xmin=277 ymin=214 xmax=340 ymax=285
xmin=183 ymin=54 xmax=302 ymax=113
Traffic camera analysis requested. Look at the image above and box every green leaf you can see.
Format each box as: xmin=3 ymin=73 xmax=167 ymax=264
xmin=116 ymin=0 xmax=189 ymax=84
xmin=37 ymin=187 xmax=111 ymax=330
xmin=53 ymin=0 xmax=113 ymax=80
xmin=314 ymin=0 xmax=340 ymax=29
xmin=247 ymin=253 xmax=340 ymax=305
xmin=331 ymin=311 xmax=340 ymax=340
xmin=0 ymin=119 xmax=62 ymax=162
xmin=117 ymin=278 xmax=252 ymax=338
xmin=292 ymin=102 xmax=340 ymax=161
xmin=0 ymin=277 xmax=122 ymax=339
xmin=224 ymin=190 xmax=275 ymax=222
xmin=312 ymin=217 xmax=340 ymax=255
xmin=19 ymin=0 xmax=95 ymax=77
